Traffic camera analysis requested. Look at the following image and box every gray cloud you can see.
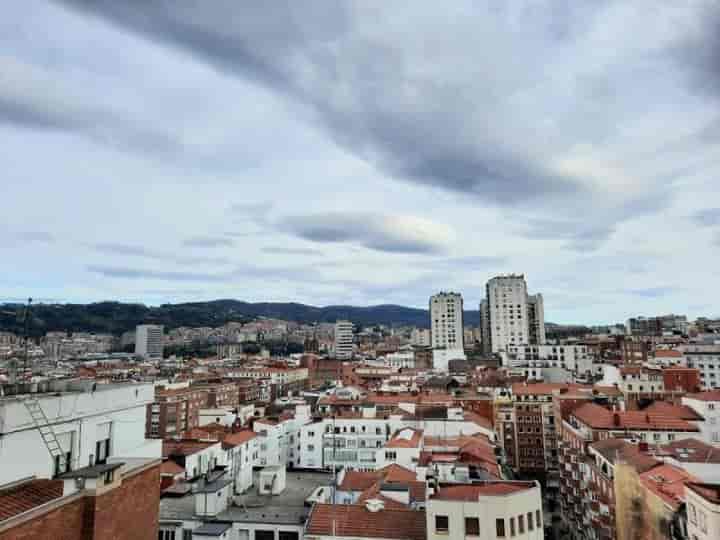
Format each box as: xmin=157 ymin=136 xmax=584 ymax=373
xmin=87 ymin=265 xmax=230 ymax=282
xmin=183 ymin=236 xmax=235 ymax=248
xmin=0 ymin=55 xmax=181 ymax=156
xmin=16 ymin=231 xmax=55 ymax=243
xmin=55 ymin=1 xmax=585 ymax=207
xmin=627 ymin=287 xmax=674 ymax=299
xmin=278 ymin=212 xmax=453 ymax=254
xmin=92 ymin=242 xmax=232 ymax=265
xmin=262 ymin=246 xmax=323 ymax=256
xmin=692 ymin=208 xmax=720 ymax=227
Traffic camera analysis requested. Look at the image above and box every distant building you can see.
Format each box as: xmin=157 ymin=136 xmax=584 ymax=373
xmin=429 ymin=292 xmax=464 ymax=350
xmin=480 ymin=274 xmax=545 ymax=355
xmin=135 ymin=324 xmax=163 ymax=360
xmin=334 ymin=320 xmax=354 ymax=360
xmin=410 ymin=327 xmax=431 ymax=347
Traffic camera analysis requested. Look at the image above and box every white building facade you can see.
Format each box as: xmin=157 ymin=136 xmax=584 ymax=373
xmin=135 ymin=324 xmax=163 ymax=360
xmin=430 ymin=292 xmax=464 ymax=351
xmin=334 ymin=320 xmax=354 ymax=360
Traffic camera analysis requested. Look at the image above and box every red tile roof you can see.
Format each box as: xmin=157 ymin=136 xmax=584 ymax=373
xmin=640 ymin=464 xmax=698 ymax=510
xmin=376 ymin=464 xmax=417 ymax=483
xmin=655 ymin=350 xmax=683 ymax=358
xmin=657 ymin=438 xmax=720 ymax=464
xmin=339 ymin=472 xmax=383 ymax=492
xmin=222 ymin=430 xmax=257 ymax=448
xmin=432 ymin=481 xmax=536 ymax=501
xmin=160 ymin=460 xmax=185 ymax=476
xmin=162 ymin=439 xmax=219 ymax=458
xmin=307 ymin=504 xmax=426 ymax=540
xmin=642 ymin=401 xmax=703 ymax=421
xmin=512 ymin=383 xmax=585 ymax=396
xmin=0 ymin=479 xmax=63 ymax=522
xmin=571 ymin=403 xmax=699 ymax=431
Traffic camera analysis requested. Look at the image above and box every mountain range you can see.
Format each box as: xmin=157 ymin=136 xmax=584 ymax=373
xmin=0 ymin=299 xmax=482 ymax=336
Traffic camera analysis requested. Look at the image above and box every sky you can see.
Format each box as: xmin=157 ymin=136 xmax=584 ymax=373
xmin=2 ymin=1 xmax=720 ymax=324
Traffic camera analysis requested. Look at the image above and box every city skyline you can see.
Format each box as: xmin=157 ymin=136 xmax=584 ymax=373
xmin=3 ymin=1 xmax=720 ymax=324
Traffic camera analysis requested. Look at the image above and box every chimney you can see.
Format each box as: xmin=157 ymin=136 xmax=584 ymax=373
xmin=638 ymin=442 xmax=649 ymax=453
xmin=613 ymin=413 xmax=621 ymax=427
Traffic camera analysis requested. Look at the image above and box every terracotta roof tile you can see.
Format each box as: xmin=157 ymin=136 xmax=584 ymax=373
xmin=431 ymin=481 xmax=536 ymax=501
xmin=386 ymin=428 xmax=423 ymax=449
xmin=642 ymin=401 xmax=703 ymax=421
xmin=307 ymin=504 xmax=426 ymax=540
xmin=160 ymin=460 xmax=185 ymax=476
xmin=571 ymin=403 xmax=699 ymax=431
xmin=0 ymin=479 xmax=63 ymax=522
xmin=640 ymin=464 xmax=698 ymax=510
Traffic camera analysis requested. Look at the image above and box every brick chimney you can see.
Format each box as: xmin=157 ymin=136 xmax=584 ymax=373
xmin=613 ymin=413 xmax=621 ymax=427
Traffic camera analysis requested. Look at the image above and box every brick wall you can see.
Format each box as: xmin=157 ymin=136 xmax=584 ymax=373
xmin=0 ymin=495 xmax=87 ymax=540
xmin=92 ymin=464 xmax=160 ymax=540
xmin=0 ymin=464 xmax=160 ymax=540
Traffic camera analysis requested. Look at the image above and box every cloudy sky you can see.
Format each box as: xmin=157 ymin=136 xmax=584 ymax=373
xmin=2 ymin=1 xmax=720 ymax=324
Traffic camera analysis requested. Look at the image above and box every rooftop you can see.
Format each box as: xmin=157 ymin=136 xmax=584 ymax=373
xmin=640 ymin=464 xmax=697 ymax=510
xmin=431 ymin=481 xmax=537 ymax=501
xmin=571 ymin=403 xmax=699 ymax=432
xmin=0 ymin=478 xmax=63 ymax=522
xmin=685 ymin=390 xmax=720 ymax=402
xmin=160 ymin=470 xmax=332 ymax=525
xmin=307 ymin=504 xmax=426 ymax=540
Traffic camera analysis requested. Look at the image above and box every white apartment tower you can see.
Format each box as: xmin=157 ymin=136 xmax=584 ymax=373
xmin=480 ymin=275 xmax=545 ymax=354
xmin=334 ymin=320 xmax=354 ymax=360
xmin=134 ymin=324 xmax=163 ymax=360
xmin=430 ymin=292 xmax=464 ymax=350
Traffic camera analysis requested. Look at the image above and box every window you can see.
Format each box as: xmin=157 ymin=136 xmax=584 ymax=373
xmin=496 ymin=518 xmax=506 ymax=538
xmin=465 ymin=517 xmax=479 ymax=536
xmin=518 ymin=514 xmax=524 ymax=534
xmin=158 ymin=531 xmax=176 ymax=540
xmin=509 ymin=517 xmax=515 ymax=537
xmin=435 ymin=515 xmax=449 ymax=534
xmin=95 ymin=438 xmax=111 ymax=465
xmin=385 ymin=451 xmax=397 ymax=461
xmin=182 ymin=530 xmax=192 ymax=540
xmin=536 ymin=510 xmax=541 ymax=528
xmin=308 ymin=445 xmax=315 ymax=451
xmin=279 ymin=532 xmax=299 ymax=540
xmin=527 ymin=512 xmax=533 ymax=531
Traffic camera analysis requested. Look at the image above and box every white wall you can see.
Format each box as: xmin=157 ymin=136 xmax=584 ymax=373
xmin=0 ymin=383 xmax=157 ymax=485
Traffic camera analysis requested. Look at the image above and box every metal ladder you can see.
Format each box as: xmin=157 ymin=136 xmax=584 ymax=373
xmin=24 ymin=399 xmax=67 ymax=473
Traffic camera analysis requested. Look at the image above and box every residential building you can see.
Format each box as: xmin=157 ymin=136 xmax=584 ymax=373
xmin=334 ymin=321 xmax=354 ymax=360
xmin=135 ymin=324 xmax=163 ymax=360
xmin=0 ymin=380 xmax=161 ymax=485
xmin=411 ymin=328 xmax=431 ymax=347
xmin=0 ymin=379 xmax=161 ymax=540
xmin=682 ymin=391 xmax=720 ymax=444
xmin=681 ymin=342 xmax=720 ymax=389
xmin=686 ymin=482 xmax=720 ymax=540
xmin=146 ymin=385 xmax=208 ymax=439
xmin=426 ymin=481 xmax=544 ymax=540
xmin=429 ymin=292 xmax=464 ymax=351
xmin=480 ymin=274 xmax=545 ymax=355
xmin=306 ymin=500 xmax=426 ymax=540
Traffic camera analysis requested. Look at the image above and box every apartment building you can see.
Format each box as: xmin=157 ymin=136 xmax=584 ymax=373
xmin=682 ymin=391 xmax=720 ymax=444
xmin=501 ymin=344 xmax=593 ymax=375
xmin=135 ymin=324 xmax=163 ymax=360
xmin=146 ymin=385 xmax=208 ymax=439
xmin=429 ymin=292 xmax=464 ymax=351
xmin=681 ymin=342 xmax=720 ymax=389
xmin=0 ymin=380 xmax=161 ymax=540
xmin=480 ymin=274 xmax=545 ymax=355
xmin=426 ymin=481 xmax=544 ymax=540
xmin=686 ymin=482 xmax=720 ymax=540
xmin=334 ymin=320 xmax=354 ymax=360
xmin=0 ymin=380 xmax=161 ymax=484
